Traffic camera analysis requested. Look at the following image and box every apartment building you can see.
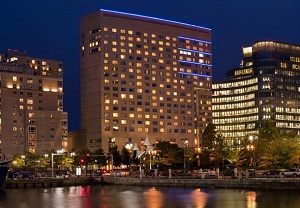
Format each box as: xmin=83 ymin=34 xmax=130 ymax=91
xmin=80 ymin=9 xmax=212 ymax=152
xmin=213 ymin=41 xmax=300 ymax=148
xmin=0 ymin=49 xmax=67 ymax=158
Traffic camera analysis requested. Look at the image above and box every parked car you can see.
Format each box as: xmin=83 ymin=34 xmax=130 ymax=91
xmin=280 ymin=168 xmax=300 ymax=177
xmin=145 ymin=169 xmax=156 ymax=176
xmin=115 ymin=169 xmax=129 ymax=177
xmin=221 ymin=169 xmax=234 ymax=176
xmin=242 ymin=169 xmax=256 ymax=177
xmin=262 ymin=169 xmax=281 ymax=176
xmin=198 ymin=169 xmax=216 ymax=178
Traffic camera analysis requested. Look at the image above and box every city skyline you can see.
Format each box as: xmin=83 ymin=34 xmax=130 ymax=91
xmin=1 ymin=1 xmax=300 ymax=131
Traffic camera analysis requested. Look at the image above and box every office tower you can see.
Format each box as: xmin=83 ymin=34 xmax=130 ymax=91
xmin=213 ymin=41 xmax=300 ymax=148
xmin=0 ymin=49 xmax=67 ymax=158
xmin=80 ymin=9 xmax=212 ymax=152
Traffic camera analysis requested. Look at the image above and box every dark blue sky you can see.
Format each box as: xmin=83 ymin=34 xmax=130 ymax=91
xmin=1 ymin=0 xmax=300 ymax=131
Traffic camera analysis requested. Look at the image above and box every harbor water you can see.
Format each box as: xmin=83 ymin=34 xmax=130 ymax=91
xmin=0 ymin=185 xmax=299 ymax=208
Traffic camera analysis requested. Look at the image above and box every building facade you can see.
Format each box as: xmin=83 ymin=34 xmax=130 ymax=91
xmin=0 ymin=49 xmax=67 ymax=158
xmin=80 ymin=9 xmax=212 ymax=153
xmin=213 ymin=41 xmax=300 ymax=148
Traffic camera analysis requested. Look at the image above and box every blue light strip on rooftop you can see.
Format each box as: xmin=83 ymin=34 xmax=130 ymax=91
xmin=100 ymin=9 xmax=211 ymax=31
xmin=178 ymin=36 xmax=212 ymax=44
xmin=178 ymin=48 xmax=212 ymax=56
xmin=178 ymin=60 xmax=213 ymax=67
xmin=178 ymin=72 xmax=212 ymax=78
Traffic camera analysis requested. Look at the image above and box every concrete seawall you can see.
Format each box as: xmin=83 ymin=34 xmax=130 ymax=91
xmin=5 ymin=176 xmax=300 ymax=190
xmin=103 ymin=177 xmax=300 ymax=190
xmin=3 ymin=177 xmax=103 ymax=188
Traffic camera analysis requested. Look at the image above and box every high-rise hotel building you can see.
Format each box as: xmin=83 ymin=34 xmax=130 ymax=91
xmin=80 ymin=9 xmax=212 ymax=152
xmin=213 ymin=41 xmax=300 ymax=148
xmin=0 ymin=49 xmax=68 ymax=158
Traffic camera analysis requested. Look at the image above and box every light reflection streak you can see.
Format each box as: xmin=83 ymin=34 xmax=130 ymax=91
xmin=246 ymin=191 xmax=257 ymax=208
xmin=191 ymin=189 xmax=208 ymax=208
xmin=119 ymin=190 xmax=143 ymax=208
xmin=144 ymin=187 xmax=163 ymax=208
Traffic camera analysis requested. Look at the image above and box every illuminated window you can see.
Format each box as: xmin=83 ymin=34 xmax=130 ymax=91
xmin=112 ymin=28 xmax=117 ymax=32
xmin=27 ymin=99 xmax=33 ymax=105
xmin=128 ymin=30 xmax=133 ymax=35
xmin=113 ymin=113 xmax=119 ymax=118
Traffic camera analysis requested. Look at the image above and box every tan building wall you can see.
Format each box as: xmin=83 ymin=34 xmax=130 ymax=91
xmin=67 ymin=130 xmax=87 ymax=153
xmin=81 ymin=10 xmax=212 ymax=153
xmin=0 ymin=50 xmax=67 ymax=159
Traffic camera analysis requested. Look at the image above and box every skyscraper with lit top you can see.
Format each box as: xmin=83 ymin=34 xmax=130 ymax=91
xmin=80 ymin=9 xmax=212 ymax=152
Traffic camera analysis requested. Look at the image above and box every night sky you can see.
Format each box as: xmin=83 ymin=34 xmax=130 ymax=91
xmin=1 ymin=0 xmax=300 ymax=131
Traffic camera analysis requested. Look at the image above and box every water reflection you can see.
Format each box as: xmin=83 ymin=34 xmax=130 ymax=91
xmin=144 ymin=187 xmax=163 ymax=208
xmin=191 ymin=189 xmax=208 ymax=207
xmin=1 ymin=186 xmax=300 ymax=208
xmin=246 ymin=191 xmax=257 ymax=208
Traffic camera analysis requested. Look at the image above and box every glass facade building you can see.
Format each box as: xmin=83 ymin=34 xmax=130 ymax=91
xmin=213 ymin=41 xmax=300 ymax=148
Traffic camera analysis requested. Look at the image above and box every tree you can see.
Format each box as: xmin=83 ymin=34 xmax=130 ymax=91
xmin=155 ymin=141 xmax=182 ymax=170
xmin=121 ymin=146 xmax=130 ymax=167
xmin=202 ymin=123 xmax=231 ymax=169
xmin=109 ymin=145 xmax=122 ymax=167
xmin=256 ymin=119 xmax=300 ymax=168
xmin=210 ymin=132 xmax=231 ymax=168
xmin=202 ymin=123 xmax=217 ymax=149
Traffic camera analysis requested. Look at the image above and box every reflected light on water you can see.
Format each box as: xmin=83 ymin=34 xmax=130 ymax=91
xmin=191 ymin=189 xmax=208 ymax=208
xmin=246 ymin=191 xmax=257 ymax=208
xmin=119 ymin=190 xmax=143 ymax=208
xmin=144 ymin=187 xmax=163 ymax=208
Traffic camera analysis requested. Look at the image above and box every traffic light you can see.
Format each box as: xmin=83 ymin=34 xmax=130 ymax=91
xmin=80 ymin=159 xmax=84 ymax=164
xmin=86 ymin=153 xmax=90 ymax=157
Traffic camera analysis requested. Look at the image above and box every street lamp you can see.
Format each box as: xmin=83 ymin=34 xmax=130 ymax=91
xmin=150 ymin=149 xmax=157 ymax=170
xmin=181 ymin=138 xmax=189 ymax=175
xmin=246 ymin=136 xmax=255 ymax=168
xmin=21 ymin=155 xmax=26 ymax=169
xmin=51 ymin=149 xmax=64 ymax=178
xmin=125 ymin=142 xmax=133 ymax=169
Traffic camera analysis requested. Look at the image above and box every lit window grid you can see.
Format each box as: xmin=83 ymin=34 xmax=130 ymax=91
xmin=98 ymin=28 xmax=211 ymax=133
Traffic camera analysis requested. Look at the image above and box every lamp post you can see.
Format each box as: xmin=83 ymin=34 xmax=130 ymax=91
xmin=21 ymin=155 xmax=26 ymax=170
xmin=246 ymin=136 xmax=255 ymax=168
xmin=44 ymin=154 xmax=49 ymax=177
xmin=150 ymin=149 xmax=157 ymax=170
xmin=51 ymin=149 xmax=64 ymax=178
xmin=181 ymin=138 xmax=189 ymax=175
xmin=125 ymin=142 xmax=133 ymax=169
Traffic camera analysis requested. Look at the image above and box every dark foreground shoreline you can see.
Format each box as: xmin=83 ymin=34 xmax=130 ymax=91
xmin=4 ymin=176 xmax=300 ymax=190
